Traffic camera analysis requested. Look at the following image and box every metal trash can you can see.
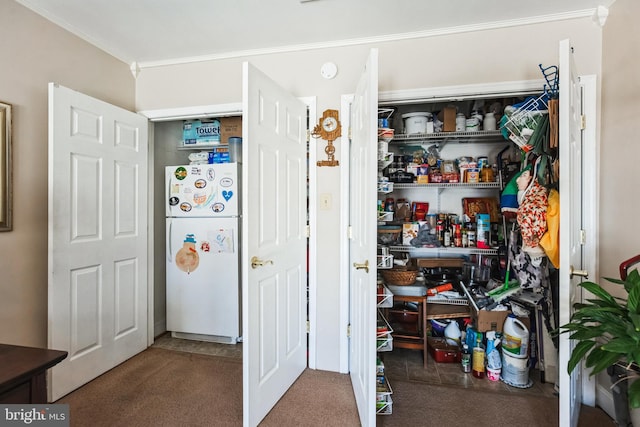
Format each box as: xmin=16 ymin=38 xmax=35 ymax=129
xmin=608 ymin=363 xmax=632 ymax=426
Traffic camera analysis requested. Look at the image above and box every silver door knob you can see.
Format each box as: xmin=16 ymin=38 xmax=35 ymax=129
xmin=353 ymin=260 xmax=369 ymax=273
xmin=251 ymin=256 xmax=274 ymax=269
xmin=570 ymin=266 xmax=589 ymax=279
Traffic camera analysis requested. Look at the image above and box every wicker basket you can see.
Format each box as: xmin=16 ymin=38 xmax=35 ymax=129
xmin=381 ymin=267 xmax=418 ymax=286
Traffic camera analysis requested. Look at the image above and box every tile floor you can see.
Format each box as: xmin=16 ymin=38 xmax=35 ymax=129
xmin=382 ymin=347 xmax=557 ymax=398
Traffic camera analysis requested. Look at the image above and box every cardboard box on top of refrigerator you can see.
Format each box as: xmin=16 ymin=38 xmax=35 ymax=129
xmin=183 ymin=119 xmax=221 ymax=146
xmin=220 ymin=116 xmax=242 ymax=144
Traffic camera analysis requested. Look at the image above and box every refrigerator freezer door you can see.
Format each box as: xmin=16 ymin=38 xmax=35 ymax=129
xmin=166 ymin=163 xmax=238 ymax=217
xmin=166 ymin=217 xmax=240 ymax=340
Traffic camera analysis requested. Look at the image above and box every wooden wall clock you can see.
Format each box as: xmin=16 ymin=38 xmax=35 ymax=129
xmin=312 ymin=109 xmax=341 ymax=167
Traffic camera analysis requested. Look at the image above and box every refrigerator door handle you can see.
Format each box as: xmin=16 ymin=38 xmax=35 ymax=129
xmin=167 ymin=218 xmax=173 ymax=262
xmin=166 ymin=174 xmax=172 ymax=217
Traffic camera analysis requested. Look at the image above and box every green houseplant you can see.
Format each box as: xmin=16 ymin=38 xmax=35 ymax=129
xmin=556 ymin=269 xmax=640 ymax=409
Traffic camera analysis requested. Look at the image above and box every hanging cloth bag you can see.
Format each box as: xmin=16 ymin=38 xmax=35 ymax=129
xmin=516 ymin=157 xmax=548 ymax=258
xmin=539 ymin=189 xmax=560 ymax=268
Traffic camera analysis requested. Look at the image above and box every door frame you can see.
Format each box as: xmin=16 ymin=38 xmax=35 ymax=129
xmin=339 ymin=79 xmax=547 ymax=372
xmin=138 ymin=98 xmax=317 ymax=356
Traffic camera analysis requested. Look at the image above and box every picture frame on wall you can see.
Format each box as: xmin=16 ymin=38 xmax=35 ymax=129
xmin=0 ymin=101 xmax=12 ymax=231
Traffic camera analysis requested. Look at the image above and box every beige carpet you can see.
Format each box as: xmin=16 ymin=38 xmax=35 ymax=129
xmin=56 ymin=347 xmax=359 ymax=426
xmin=57 ymin=347 xmax=613 ymax=426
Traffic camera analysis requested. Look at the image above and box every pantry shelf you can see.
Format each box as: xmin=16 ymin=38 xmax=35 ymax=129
xmin=391 ymin=130 xmax=505 ymax=144
xmin=387 ymin=245 xmax=499 ymax=256
xmin=392 ymin=182 xmax=501 ymax=190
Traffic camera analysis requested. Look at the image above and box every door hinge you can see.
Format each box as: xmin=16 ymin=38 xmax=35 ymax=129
xmin=306 ymin=320 xmax=310 ymax=334
xmin=581 ymin=115 xmax=586 ymax=130
xmin=305 ymin=225 xmax=310 ymax=238
xmin=347 ymin=226 xmax=353 ymax=239
xmin=580 ymin=229 xmax=586 ymax=245
xmin=347 ymin=324 xmax=351 ymax=338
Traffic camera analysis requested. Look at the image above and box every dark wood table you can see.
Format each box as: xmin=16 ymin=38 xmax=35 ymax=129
xmin=0 ymin=343 xmax=67 ymax=403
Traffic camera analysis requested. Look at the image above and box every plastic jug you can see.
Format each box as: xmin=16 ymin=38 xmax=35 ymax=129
xmin=502 ymin=314 xmax=529 ymax=358
xmin=444 ymin=320 xmax=461 ymax=346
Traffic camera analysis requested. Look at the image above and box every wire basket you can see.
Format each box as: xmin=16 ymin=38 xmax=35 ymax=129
xmin=380 ymin=267 xmax=418 ymax=286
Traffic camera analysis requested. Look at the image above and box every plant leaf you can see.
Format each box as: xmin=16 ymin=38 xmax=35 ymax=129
xmin=585 ymin=349 xmax=621 ymax=376
xmin=629 ymin=276 xmax=640 ymax=314
xmin=629 ymin=378 xmax=640 ymax=409
xmin=580 ymin=281 xmax=617 ymax=305
xmin=567 ymin=341 xmax=596 ymax=374
xmin=603 ymin=337 xmax=638 ymax=354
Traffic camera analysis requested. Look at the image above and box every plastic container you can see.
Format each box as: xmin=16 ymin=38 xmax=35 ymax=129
xmin=402 ymin=112 xmax=432 ymax=134
xmin=487 ymin=366 xmax=501 ymax=381
xmin=476 ymin=213 xmax=491 ymax=249
xmin=472 ymin=335 xmax=485 ymax=378
xmin=461 ymin=344 xmax=472 ymax=373
xmin=455 ymin=113 xmax=466 ymax=132
xmin=501 ymin=350 xmax=532 ymax=388
xmin=444 ymin=319 xmax=461 ymax=346
xmin=228 ymin=136 xmax=242 ymax=163
xmin=483 ymin=112 xmax=497 ymax=131
xmin=503 ymin=314 xmax=529 ymax=358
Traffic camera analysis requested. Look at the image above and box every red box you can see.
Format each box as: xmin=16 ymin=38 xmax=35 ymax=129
xmin=427 ymin=337 xmax=461 ymax=363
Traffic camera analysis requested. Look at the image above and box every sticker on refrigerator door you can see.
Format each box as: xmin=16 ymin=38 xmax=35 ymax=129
xmin=209 ymin=229 xmax=234 ymax=253
xmin=211 ymin=202 xmax=225 ymax=213
xmin=180 ymin=202 xmax=192 ymax=212
xmin=173 ymin=167 xmax=187 ymax=180
xmin=222 ymin=190 xmax=233 ymax=201
xmin=220 ymin=177 xmax=233 ymax=187
xmin=176 ymin=234 xmax=200 ymax=274
xmin=169 ymin=196 xmax=179 ymax=206
xmin=194 ymin=179 xmax=207 ymax=189
xmin=206 ymin=168 xmax=215 ymax=181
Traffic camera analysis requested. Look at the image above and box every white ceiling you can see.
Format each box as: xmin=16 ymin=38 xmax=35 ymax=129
xmin=15 ymin=0 xmax=614 ymax=67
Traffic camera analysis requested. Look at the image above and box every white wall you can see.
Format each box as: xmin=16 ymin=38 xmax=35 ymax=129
xmin=0 ymin=0 xmax=135 ymax=347
xmin=596 ymin=0 xmax=640 ymax=419
xmin=135 ymin=17 xmax=602 ymax=372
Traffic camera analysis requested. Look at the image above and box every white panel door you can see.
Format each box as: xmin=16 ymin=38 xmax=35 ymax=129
xmin=348 ymin=49 xmax=378 ymax=427
xmin=48 ymin=83 xmax=148 ymax=401
xmin=242 ymin=63 xmax=308 ymax=427
xmin=558 ymin=39 xmax=584 ymax=427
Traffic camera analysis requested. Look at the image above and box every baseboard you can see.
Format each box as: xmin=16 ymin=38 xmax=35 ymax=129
xmin=596 ymin=382 xmax=616 ymax=420
xmin=154 ymin=319 xmax=166 ymax=339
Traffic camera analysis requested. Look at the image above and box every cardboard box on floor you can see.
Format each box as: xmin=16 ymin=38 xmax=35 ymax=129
xmin=473 ymin=308 xmax=530 ymax=333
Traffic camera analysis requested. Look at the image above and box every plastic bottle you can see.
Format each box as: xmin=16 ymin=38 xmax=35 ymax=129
xmin=444 ymin=319 xmax=461 ymax=346
xmin=455 ymin=113 xmax=466 ymax=132
xmin=461 ymin=344 xmax=472 ymax=373
xmin=472 ymin=334 xmax=486 ymax=379
xmin=483 ymin=112 xmax=497 ymax=131
xmin=503 ymin=314 xmax=529 ymax=358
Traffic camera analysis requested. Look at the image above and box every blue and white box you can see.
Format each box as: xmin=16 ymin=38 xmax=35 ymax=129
xmin=183 ymin=119 xmax=221 ymax=146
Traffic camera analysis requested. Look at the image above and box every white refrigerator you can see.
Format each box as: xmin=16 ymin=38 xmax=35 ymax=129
xmin=165 ymin=162 xmax=240 ymax=344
